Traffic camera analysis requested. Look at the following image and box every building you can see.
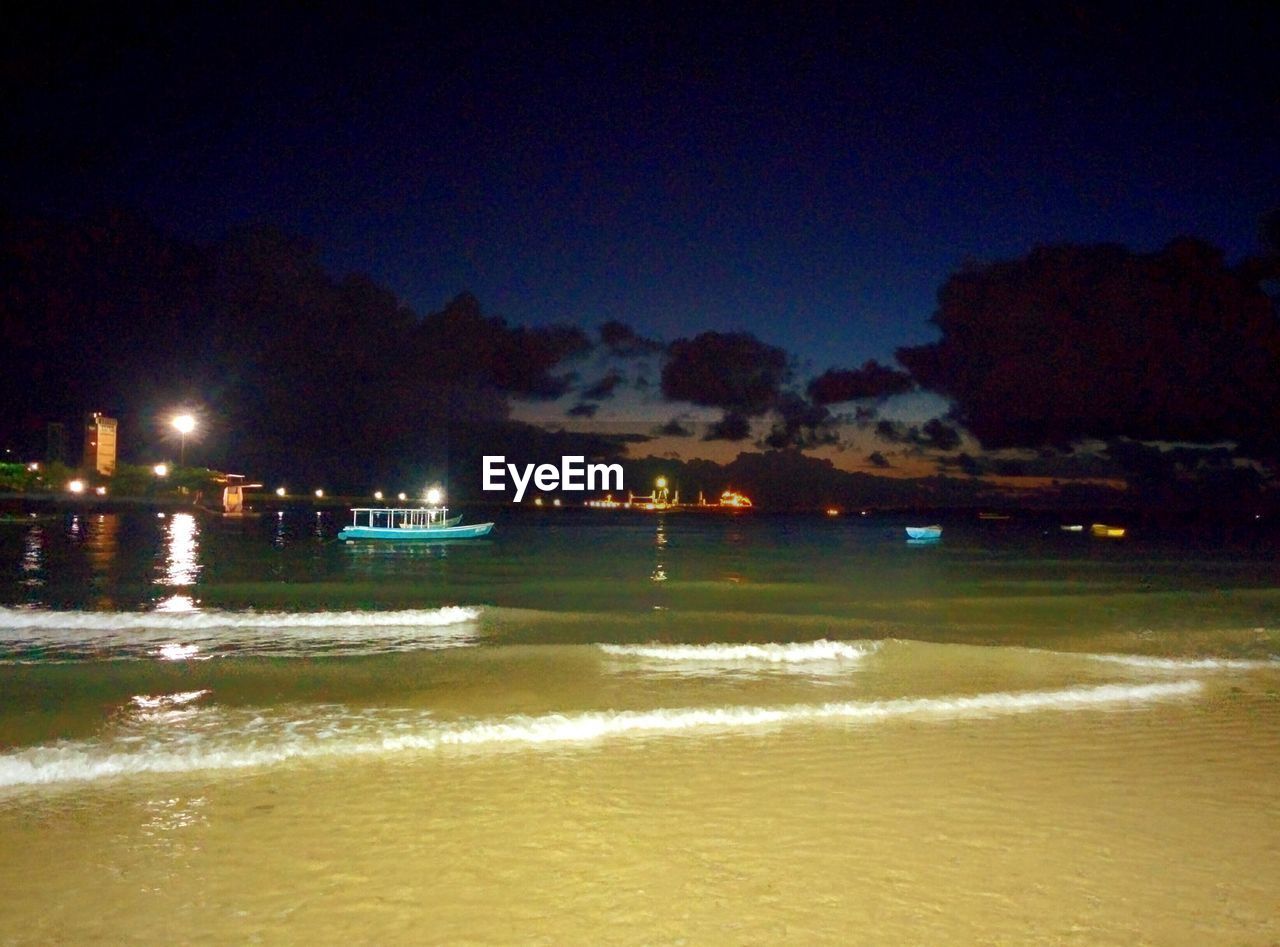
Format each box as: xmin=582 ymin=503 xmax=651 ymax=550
xmin=84 ymin=413 xmax=118 ymax=476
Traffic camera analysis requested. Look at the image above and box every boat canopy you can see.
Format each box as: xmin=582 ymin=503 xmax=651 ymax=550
xmin=347 ymin=507 xmax=452 ymax=529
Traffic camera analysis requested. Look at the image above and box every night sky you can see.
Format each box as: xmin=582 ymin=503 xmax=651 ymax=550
xmin=5 ymin=4 xmax=1275 ymax=368
xmin=2 ymin=4 xmax=1278 ymax=499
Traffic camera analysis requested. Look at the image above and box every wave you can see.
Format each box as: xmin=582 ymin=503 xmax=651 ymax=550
xmin=0 ymin=605 xmax=480 ymax=631
xmin=0 ymin=605 xmax=481 ymax=661
xmin=0 ymin=679 xmax=1202 ymax=789
xmin=1089 ymin=653 xmax=1279 ymax=671
xmin=599 ymin=639 xmax=879 ymax=663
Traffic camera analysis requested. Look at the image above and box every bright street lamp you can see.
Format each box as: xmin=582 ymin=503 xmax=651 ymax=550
xmin=172 ymin=414 xmax=196 ymax=465
xmin=153 ymin=463 xmax=169 ymax=477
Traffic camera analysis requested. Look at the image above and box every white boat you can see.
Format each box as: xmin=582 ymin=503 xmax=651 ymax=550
xmin=338 ymin=506 xmax=493 ymax=541
xmin=905 ymin=525 xmax=942 ymax=540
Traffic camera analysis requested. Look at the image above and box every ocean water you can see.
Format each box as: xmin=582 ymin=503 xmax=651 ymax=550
xmin=0 ymin=509 xmax=1278 ymax=944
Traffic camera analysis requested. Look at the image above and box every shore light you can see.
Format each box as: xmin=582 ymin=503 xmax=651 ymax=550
xmin=153 ymin=463 xmax=169 ymax=477
xmin=95 ymin=486 xmax=107 ymax=496
xmin=655 ymin=476 xmax=667 ymax=489
xmin=68 ymin=479 xmax=85 ymax=494
xmin=276 ymin=486 xmax=286 ymax=497
xmin=426 ymin=487 xmax=443 ymax=505
xmin=171 ymin=414 xmax=196 ymax=464
xmin=315 ymin=489 xmax=324 ymax=498
xmin=373 ymin=491 xmax=384 ymax=501
xmin=397 ymin=492 xmax=407 ymax=501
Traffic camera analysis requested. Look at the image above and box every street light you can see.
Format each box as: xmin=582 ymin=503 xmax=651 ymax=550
xmin=172 ymin=414 xmax=195 ymax=465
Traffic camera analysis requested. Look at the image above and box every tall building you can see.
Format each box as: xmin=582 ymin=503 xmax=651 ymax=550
xmin=84 ymin=413 xmax=118 ymax=475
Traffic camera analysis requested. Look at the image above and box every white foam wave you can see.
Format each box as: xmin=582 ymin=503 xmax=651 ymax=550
xmin=1090 ymin=653 xmax=1279 ymax=671
xmin=0 ymin=606 xmax=482 ymax=661
xmin=0 ymin=605 xmax=480 ymax=631
xmin=599 ymin=640 xmax=879 ymax=663
xmin=0 ymin=680 xmax=1202 ymax=789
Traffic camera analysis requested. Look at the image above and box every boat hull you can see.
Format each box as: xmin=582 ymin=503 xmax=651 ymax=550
xmin=905 ymin=525 xmax=942 ymax=540
xmin=338 ymin=522 xmax=494 ymax=541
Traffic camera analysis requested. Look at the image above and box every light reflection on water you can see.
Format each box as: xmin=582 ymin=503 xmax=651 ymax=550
xmin=651 ymin=518 xmax=668 ymax=583
xmin=158 ymin=513 xmax=200 ymax=586
xmin=20 ymin=527 xmax=44 ymax=587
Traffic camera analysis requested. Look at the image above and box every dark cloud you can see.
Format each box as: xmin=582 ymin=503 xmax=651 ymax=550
xmin=655 ymin=417 xmax=694 ymax=437
xmin=937 ymin=452 xmax=985 ymax=477
xmin=566 ymin=402 xmax=598 ymax=418
xmin=421 ymin=292 xmax=590 ymax=401
xmin=581 ymin=371 xmax=623 ymax=401
xmin=807 ymin=360 xmax=915 ymax=405
xmin=867 ymin=451 xmax=891 ymax=469
xmin=875 ymin=418 xmax=962 ymax=452
xmin=704 ymin=411 xmax=753 ymax=441
xmin=662 ymin=331 xmax=789 ymax=416
xmin=599 ymin=320 xmax=663 ymax=357
xmin=897 ymin=239 xmax=1280 ymax=455
xmin=760 ymin=393 xmax=840 ymax=450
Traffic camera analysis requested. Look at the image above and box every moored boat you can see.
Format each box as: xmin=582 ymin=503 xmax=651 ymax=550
xmin=1091 ymin=523 xmax=1126 ymax=538
xmin=905 ymin=525 xmax=942 ymax=540
xmin=338 ymin=506 xmax=493 ymax=541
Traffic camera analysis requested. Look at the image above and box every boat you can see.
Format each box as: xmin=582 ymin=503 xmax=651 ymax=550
xmin=1090 ymin=523 xmax=1126 ymax=538
xmin=338 ymin=506 xmax=494 ymax=541
xmin=905 ymin=525 xmax=942 ymax=540
xmin=1060 ymin=524 xmax=1085 ymax=532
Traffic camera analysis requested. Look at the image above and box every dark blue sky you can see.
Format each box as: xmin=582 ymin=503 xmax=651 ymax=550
xmin=4 ymin=3 xmax=1276 ymax=375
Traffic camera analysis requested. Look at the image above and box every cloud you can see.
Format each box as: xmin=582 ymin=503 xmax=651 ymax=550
xmin=867 ymin=451 xmax=891 ymax=468
xmin=655 ymin=417 xmax=694 ymax=437
xmin=599 ymin=320 xmax=663 ymax=356
xmin=807 ymin=360 xmax=915 ymax=405
xmin=566 ymin=402 xmax=598 ymax=418
xmin=662 ymin=331 xmax=789 ymax=416
xmin=896 ymin=239 xmax=1280 ymax=455
xmin=937 ymin=452 xmax=985 ymax=476
xmin=422 ymin=292 xmax=590 ymax=401
xmin=759 ymin=392 xmax=840 ymax=450
xmin=704 ymin=411 xmax=753 ymax=441
xmin=875 ymin=418 xmax=962 ymax=451
xmin=581 ymin=371 xmax=623 ymax=400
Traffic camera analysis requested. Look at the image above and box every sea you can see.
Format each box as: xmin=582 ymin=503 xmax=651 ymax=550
xmin=1 ymin=508 xmax=1277 ymax=944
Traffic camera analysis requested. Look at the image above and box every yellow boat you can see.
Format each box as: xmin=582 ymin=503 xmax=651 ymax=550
xmin=1090 ymin=523 xmax=1126 ymax=538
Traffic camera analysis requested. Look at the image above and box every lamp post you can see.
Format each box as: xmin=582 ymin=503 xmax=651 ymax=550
xmin=172 ymin=415 xmax=195 ymax=465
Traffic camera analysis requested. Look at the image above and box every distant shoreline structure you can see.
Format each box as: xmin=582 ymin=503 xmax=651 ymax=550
xmin=586 ymin=485 xmax=754 ymax=512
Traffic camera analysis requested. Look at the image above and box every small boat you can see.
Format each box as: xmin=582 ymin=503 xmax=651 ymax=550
xmin=905 ymin=525 xmax=942 ymax=540
xmin=338 ymin=506 xmax=494 ymax=541
xmin=1090 ymin=523 xmax=1126 ymax=538
xmin=1060 ymin=524 xmax=1085 ymax=532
